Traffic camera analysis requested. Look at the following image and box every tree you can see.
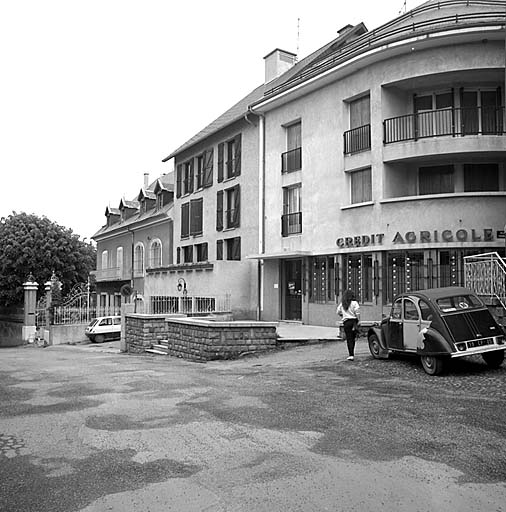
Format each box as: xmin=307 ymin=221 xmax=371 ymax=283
xmin=0 ymin=212 xmax=96 ymax=307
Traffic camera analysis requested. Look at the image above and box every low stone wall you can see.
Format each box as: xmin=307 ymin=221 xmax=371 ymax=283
xmin=0 ymin=319 xmax=24 ymax=347
xmin=125 ymin=314 xmax=278 ymax=362
xmin=50 ymin=323 xmax=89 ymax=345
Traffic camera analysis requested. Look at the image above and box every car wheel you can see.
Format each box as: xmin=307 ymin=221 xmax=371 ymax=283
xmin=95 ymin=334 xmax=105 ymax=344
xmin=368 ymin=334 xmax=388 ymax=359
xmin=420 ymin=355 xmax=445 ymax=376
xmin=482 ymin=350 xmax=505 ymax=369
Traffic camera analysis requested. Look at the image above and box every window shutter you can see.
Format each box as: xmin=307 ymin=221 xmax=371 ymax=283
xmin=181 ymin=203 xmax=190 ymax=238
xmin=202 ymin=242 xmax=208 ymax=262
xmin=218 ymin=143 xmax=224 ymax=182
xmin=232 ymin=185 xmax=240 ymax=227
xmin=204 ymin=148 xmax=214 ymax=187
xmin=176 ymin=164 xmax=182 ymax=198
xmin=189 ymin=159 xmax=194 ymax=193
xmin=216 ymin=191 xmax=223 ymax=231
xmin=216 ymin=240 xmax=223 ymax=260
xmin=234 ymin=134 xmax=241 ymax=176
xmin=232 ymin=237 xmax=241 ymax=260
xmin=190 ymin=198 xmax=203 ymax=236
xmin=177 ymin=247 xmax=181 ymax=264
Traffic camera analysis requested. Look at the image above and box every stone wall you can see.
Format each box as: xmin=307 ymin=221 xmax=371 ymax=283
xmin=125 ymin=314 xmax=278 ymax=362
xmin=0 ymin=319 xmax=24 ymax=347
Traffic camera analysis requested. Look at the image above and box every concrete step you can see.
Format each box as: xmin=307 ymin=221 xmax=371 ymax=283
xmin=146 ymin=346 xmax=168 ymax=355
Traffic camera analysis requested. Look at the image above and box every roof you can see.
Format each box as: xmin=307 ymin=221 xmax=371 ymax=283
xmin=162 ymin=84 xmax=266 ymax=161
xmin=119 ymin=198 xmax=140 ymax=210
xmin=403 ymin=286 xmax=476 ymax=300
xmin=105 ymin=207 xmax=120 ymax=217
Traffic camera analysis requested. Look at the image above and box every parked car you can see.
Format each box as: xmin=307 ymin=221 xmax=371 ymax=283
xmin=367 ymin=287 xmax=506 ymax=375
xmin=85 ymin=316 xmax=121 ymax=343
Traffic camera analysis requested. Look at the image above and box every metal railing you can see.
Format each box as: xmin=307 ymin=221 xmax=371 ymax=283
xmin=144 ymin=294 xmax=231 ymax=315
xmin=464 ymin=252 xmax=506 ymax=310
xmin=281 ymin=147 xmax=302 ymax=173
xmin=344 ymin=124 xmax=371 ymax=154
xmin=384 ymin=106 xmax=505 ymax=144
xmin=92 ymin=267 xmax=130 ymax=281
xmin=281 ymin=212 xmax=302 ymax=236
xmin=263 ymin=2 xmax=506 ymax=99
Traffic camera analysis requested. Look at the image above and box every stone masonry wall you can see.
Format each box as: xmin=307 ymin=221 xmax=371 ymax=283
xmin=125 ymin=314 xmax=278 ymax=361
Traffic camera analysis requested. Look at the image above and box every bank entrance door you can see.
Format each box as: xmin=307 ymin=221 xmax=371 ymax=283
xmin=284 ymin=259 xmax=302 ymax=321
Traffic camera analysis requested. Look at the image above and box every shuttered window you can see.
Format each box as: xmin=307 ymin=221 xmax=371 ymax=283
xmin=350 ymin=168 xmax=372 ymax=204
xmin=190 ymin=198 xmax=203 ymax=236
xmin=419 ymin=165 xmax=454 ymax=195
xmin=464 ymin=163 xmax=499 ymax=192
xmin=216 ymin=190 xmax=223 ymax=231
xmin=226 ymin=185 xmax=240 ymax=229
xmin=226 ymin=237 xmax=241 ymax=261
xmin=196 ymin=242 xmax=208 ymax=262
xmin=183 ymin=159 xmax=194 ymax=195
xmin=203 ymin=148 xmax=213 ymax=187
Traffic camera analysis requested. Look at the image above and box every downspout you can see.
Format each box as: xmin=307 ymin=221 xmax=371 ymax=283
xmin=248 ymin=108 xmax=265 ymax=320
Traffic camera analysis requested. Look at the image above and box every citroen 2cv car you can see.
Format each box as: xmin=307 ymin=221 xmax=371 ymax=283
xmin=367 ymin=287 xmax=505 ymax=375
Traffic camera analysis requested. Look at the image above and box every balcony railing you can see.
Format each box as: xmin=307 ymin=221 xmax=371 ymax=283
xmin=281 ymin=212 xmax=302 ymax=237
xmin=92 ymin=267 xmax=130 ymax=282
xmin=344 ymin=124 xmax=371 ymax=154
xmin=281 ymin=147 xmax=302 ymax=173
xmin=384 ymin=106 xmax=505 ymax=144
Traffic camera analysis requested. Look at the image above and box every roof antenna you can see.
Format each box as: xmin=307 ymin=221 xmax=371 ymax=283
xmin=296 ymin=17 xmax=300 ymax=62
xmin=399 ymin=0 xmax=407 ymax=14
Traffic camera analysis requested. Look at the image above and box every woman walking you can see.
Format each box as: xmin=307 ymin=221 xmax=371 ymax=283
xmin=337 ymin=289 xmax=360 ymax=361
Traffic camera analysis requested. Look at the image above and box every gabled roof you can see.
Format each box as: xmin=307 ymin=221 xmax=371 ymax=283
xmin=119 ymin=198 xmax=140 ymax=210
xmin=162 ymin=83 xmax=266 ymax=161
xmin=137 ymin=189 xmax=156 ymax=202
xmin=105 ymin=206 xmax=120 ymax=217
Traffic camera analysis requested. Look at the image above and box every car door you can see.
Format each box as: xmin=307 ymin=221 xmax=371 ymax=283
xmin=387 ymin=298 xmax=403 ymax=350
xmin=403 ymin=298 xmax=421 ymax=351
xmin=98 ymin=317 xmax=112 ymax=339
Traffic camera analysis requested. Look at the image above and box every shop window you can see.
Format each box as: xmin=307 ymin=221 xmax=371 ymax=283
xmin=419 ymin=165 xmax=454 ymax=195
xmin=309 ymin=256 xmax=336 ymax=304
xmin=350 ymin=168 xmax=372 ymax=204
xmin=343 ymin=254 xmax=373 ymax=303
xmin=384 ymin=251 xmax=425 ymax=303
xmin=464 ymin=164 xmax=499 ymax=192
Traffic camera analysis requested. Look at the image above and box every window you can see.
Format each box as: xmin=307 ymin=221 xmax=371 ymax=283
xmin=183 ymin=159 xmax=194 ymax=195
xmin=182 ymin=245 xmax=193 ymax=263
xmin=99 ymin=317 xmax=112 ymax=326
xmin=226 ymin=237 xmax=241 ymax=260
xmin=216 ymin=191 xmax=223 ymax=231
xmin=101 ymin=250 xmax=108 ymax=270
xmin=309 ymin=256 xmax=336 ymax=304
xmin=464 ymin=164 xmax=498 ymax=192
xmin=195 ymin=242 xmax=208 ymax=262
xmin=225 ymin=185 xmax=240 ymax=229
xmin=203 ymin=149 xmax=214 ymax=187
xmin=134 ymin=243 xmax=144 ymax=275
xmin=461 ymin=88 xmax=503 ymax=135
xmin=282 ymin=121 xmax=302 ymax=173
xmin=350 ymin=168 xmax=372 ymax=204
xmin=419 ymin=300 xmax=433 ymax=321
xmin=419 ymin=165 xmax=453 ymax=195
xmin=149 ymin=239 xmax=162 ymax=268
xmin=415 ymin=92 xmax=453 ymax=137
xmin=116 ymin=247 xmax=123 ymax=274
xmin=216 ymin=240 xmax=223 ymax=260
xmin=345 ymin=96 xmax=371 ymax=154
xmin=182 ymin=199 xmax=203 ymax=238
xmin=404 ymin=299 xmax=419 ymax=321
xmin=282 ymin=184 xmax=302 ymax=236
xmin=218 ymin=134 xmax=241 ymax=182
xmin=343 ymin=254 xmax=373 ymax=303
xmin=391 ymin=298 xmax=402 ymax=320
xmin=190 ymin=198 xmax=203 ymax=236
xmin=196 ymin=155 xmax=204 ymax=189
xmin=384 ymin=251 xmax=425 ymax=303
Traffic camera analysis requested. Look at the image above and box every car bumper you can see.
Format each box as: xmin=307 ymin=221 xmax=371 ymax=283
xmin=451 ymin=335 xmax=505 ymax=358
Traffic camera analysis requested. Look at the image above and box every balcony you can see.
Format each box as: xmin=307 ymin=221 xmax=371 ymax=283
xmin=281 ymin=147 xmax=302 ymax=173
xmin=384 ymin=106 xmax=505 ymax=144
xmin=344 ymin=124 xmax=371 ymax=154
xmin=92 ymin=267 xmax=130 ymax=282
xmin=281 ymin=212 xmax=302 ymax=237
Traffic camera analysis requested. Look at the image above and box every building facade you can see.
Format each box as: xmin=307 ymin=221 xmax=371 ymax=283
xmin=249 ymin=0 xmax=506 ymax=325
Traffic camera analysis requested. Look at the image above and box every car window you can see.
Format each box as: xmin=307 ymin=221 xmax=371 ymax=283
xmin=419 ymin=300 xmax=433 ymax=321
xmin=391 ymin=299 xmax=402 ymax=320
xmin=436 ymin=294 xmax=482 ymax=312
xmin=88 ymin=319 xmax=99 ymax=328
xmin=403 ymin=299 xmax=419 ymax=321
xmin=113 ymin=317 xmax=121 ymax=325
xmin=99 ymin=318 xmax=112 ymax=326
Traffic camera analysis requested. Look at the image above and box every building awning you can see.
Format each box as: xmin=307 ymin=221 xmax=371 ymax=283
xmin=247 ymin=250 xmax=312 ymax=260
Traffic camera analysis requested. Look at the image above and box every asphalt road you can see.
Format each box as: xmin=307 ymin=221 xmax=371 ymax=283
xmin=1 ymin=340 xmax=505 ymax=512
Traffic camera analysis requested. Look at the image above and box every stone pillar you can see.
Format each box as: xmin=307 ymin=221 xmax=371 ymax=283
xmin=43 ymin=279 xmax=52 ymax=344
xmin=22 ymin=275 xmax=38 ymax=341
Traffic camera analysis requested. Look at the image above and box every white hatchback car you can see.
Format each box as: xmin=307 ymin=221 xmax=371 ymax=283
xmin=85 ymin=316 xmax=121 ymax=343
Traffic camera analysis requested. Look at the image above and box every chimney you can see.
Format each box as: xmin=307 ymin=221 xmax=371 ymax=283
xmin=143 ymin=172 xmax=149 ymax=190
xmin=264 ymin=48 xmax=297 ymax=84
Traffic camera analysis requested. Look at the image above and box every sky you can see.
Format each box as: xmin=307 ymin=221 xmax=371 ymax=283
xmin=0 ymin=0 xmax=425 ymax=242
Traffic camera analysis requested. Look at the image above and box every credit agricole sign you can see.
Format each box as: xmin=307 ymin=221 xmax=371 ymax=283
xmin=336 ymin=228 xmax=500 ymax=248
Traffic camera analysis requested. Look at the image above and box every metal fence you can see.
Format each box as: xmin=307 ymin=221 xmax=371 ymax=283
xmin=142 ymin=294 xmax=231 ymax=316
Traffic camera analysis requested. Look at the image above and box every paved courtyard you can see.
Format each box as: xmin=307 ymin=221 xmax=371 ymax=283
xmin=1 ymin=339 xmax=505 ymax=512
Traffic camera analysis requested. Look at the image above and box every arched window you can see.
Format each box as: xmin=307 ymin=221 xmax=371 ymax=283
xmin=134 ymin=243 xmax=144 ymax=275
xmin=150 ymin=239 xmax=162 ymax=268
xmin=116 ymin=247 xmax=123 ymax=274
xmin=101 ymin=250 xmax=108 ymax=270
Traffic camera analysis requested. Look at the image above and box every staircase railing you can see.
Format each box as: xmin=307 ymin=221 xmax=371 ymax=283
xmin=464 ymin=252 xmax=506 ymax=310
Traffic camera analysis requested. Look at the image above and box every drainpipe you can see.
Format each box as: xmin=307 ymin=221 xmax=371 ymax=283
xmin=247 ymin=107 xmax=266 ymax=320
xmin=127 ymin=227 xmax=134 ymax=289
